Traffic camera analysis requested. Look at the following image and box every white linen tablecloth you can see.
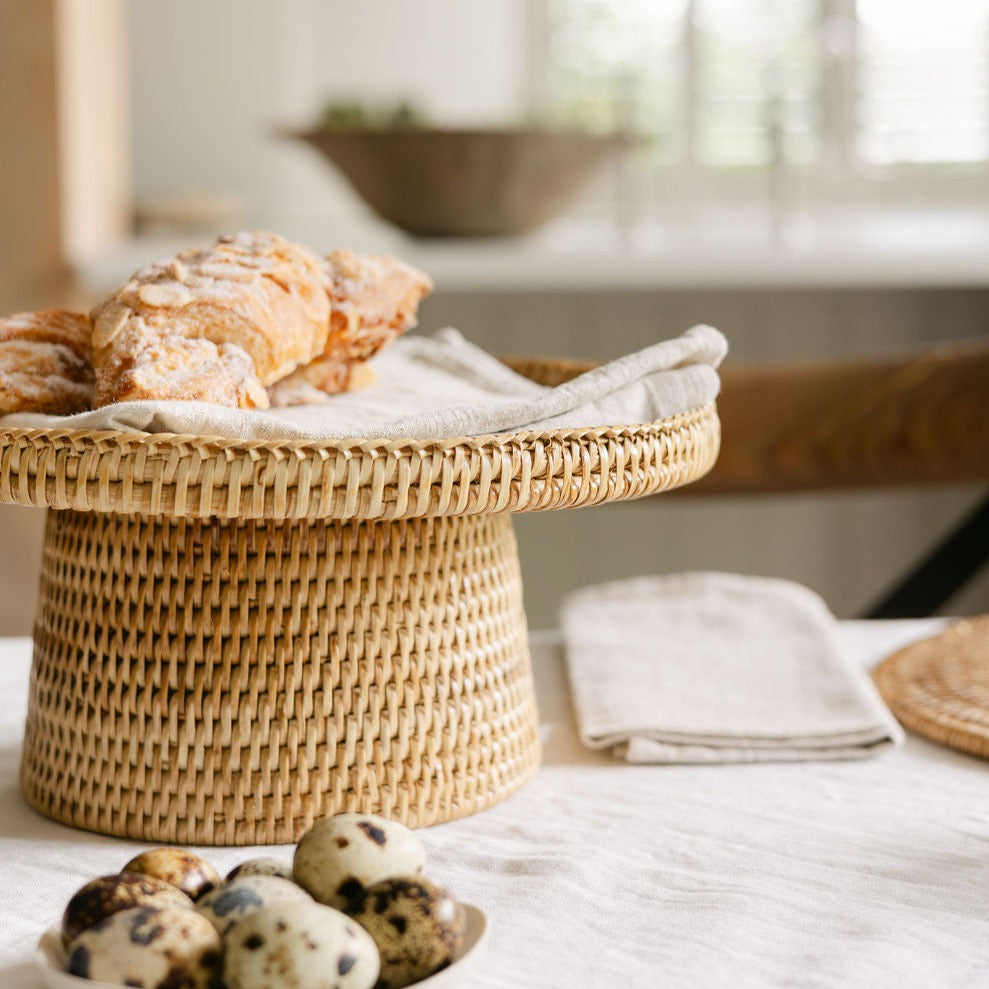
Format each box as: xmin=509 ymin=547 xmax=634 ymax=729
xmin=1 ymin=621 xmax=988 ymax=988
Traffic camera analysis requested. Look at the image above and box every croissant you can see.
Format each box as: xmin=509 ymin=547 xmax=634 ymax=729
xmin=104 ymin=335 xmax=269 ymax=408
xmin=90 ymin=232 xmax=332 ymax=408
xmin=269 ymin=249 xmax=432 ymax=404
xmin=0 ymin=309 xmax=93 ymax=414
xmin=322 ymin=248 xmax=432 ymax=368
xmin=1 ymin=235 xmax=432 ymax=415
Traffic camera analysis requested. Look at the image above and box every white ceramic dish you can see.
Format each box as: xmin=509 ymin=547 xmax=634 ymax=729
xmin=37 ymin=903 xmax=488 ymax=988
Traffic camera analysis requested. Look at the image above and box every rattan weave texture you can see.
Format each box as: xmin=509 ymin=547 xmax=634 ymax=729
xmin=3 ymin=356 xmax=721 ymax=843
xmin=0 ymin=405 xmax=718 ymax=521
xmin=873 ymin=617 xmax=989 ymax=761
xmin=25 ymin=509 xmax=537 ymax=844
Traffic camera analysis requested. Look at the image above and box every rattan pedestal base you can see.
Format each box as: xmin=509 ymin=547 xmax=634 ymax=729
xmin=23 ymin=509 xmax=540 ymax=845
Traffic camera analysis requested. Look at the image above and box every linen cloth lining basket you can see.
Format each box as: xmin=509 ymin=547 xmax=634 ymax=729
xmin=0 ymin=356 xmax=720 ymax=845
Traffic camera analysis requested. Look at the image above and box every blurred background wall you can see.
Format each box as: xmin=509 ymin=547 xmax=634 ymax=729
xmin=0 ymin=0 xmax=987 ymax=633
xmin=126 ymin=0 xmax=530 ymax=238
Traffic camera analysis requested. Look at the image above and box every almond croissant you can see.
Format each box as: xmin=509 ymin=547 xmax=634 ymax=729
xmin=0 ymin=309 xmax=93 ymax=414
xmin=268 ymin=248 xmax=432 ymax=405
xmin=90 ymin=232 xmax=332 ymax=409
xmin=1 ymin=234 xmax=432 ymax=414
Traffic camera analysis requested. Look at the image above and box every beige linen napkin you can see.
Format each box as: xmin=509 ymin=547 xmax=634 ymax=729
xmin=1 ymin=325 xmax=726 ymax=441
xmin=561 ymin=572 xmax=903 ymax=763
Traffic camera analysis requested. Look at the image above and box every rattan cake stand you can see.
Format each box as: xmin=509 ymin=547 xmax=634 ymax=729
xmin=0 ymin=358 xmax=719 ymax=845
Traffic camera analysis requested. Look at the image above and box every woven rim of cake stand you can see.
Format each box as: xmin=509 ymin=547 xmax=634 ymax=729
xmin=0 ymin=403 xmax=720 ymax=520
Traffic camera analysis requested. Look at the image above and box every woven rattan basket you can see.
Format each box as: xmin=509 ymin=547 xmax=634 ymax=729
xmin=873 ymin=616 xmax=989 ymax=759
xmin=0 ymin=356 xmax=719 ymax=845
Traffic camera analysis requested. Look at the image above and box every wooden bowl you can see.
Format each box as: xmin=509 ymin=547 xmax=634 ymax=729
xmin=291 ymin=126 xmax=629 ymax=237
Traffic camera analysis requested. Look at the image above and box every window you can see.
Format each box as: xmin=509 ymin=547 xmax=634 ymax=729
xmin=856 ymin=0 xmax=989 ymax=165
xmin=535 ymin=0 xmax=989 ymax=200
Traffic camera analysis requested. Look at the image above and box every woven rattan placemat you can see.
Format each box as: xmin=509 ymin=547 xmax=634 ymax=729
xmin=873 ymin=616 xmax=989 ymax=760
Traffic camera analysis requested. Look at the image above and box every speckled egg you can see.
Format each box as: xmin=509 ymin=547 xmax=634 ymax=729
xmin=226 ymin=856 xmax=293 ymax=882
xmin=293 ymin=813 xmax=426 ymax=911
xmin=61 ymin=871 xmax=194 ymax=945
xmin=224 ymin=899 xmax=379 ymax=989
xmin=196 ymin=874 xmax=311 ymax=935
xmin=66 ymin=904 xmax=222 ymax=989
xmin=123 ymin=847 xmax=222 ymax=900
xmin=347 ymin=876 xmax=465 ymax=989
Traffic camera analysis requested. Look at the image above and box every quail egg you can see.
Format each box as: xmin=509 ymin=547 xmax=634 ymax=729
xmin=65 ymin=904 xmax=221 ymax=989
xmin=123 ymin=847 xmax=222 ymax=900
xmin=348 ymin=876 xmax=465 ymax=989
xmin=196 ymin=874 xmax=311 ymax=935
xmin=224 ymin=899 xmax=379 ymax=989
xmin=226 ymin=856 xmax=293 ymax=882
xmin=62 ymin=871 xmax=194 ymax=945
xmin=293 ymin=812 xmax=426 ymax=911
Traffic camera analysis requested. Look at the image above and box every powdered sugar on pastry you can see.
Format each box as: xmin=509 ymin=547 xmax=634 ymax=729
xmin=0 ymin=309 xmax=93 ymax=414
xmin=270 ymin=249 xmax=432 ymax=403
xmin=2 ymin=236 xmax=432 ymax=415
xmin=104 ymin=335 xmax=268 ymax=407
xmin=90 ymin=232 xmax=333 ymax=408
xmin=267 ymin=360 xmax=376 ymax=407
xmin=266 ymin=377 xmax=330 ymax=407
xmin=323 ymin=248 xmax=432 ymax=366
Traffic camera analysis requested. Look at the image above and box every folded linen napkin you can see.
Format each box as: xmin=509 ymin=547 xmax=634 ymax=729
xmin=0 ymin=325 xmax=726 ymax=441
xmin=561 ymin=572 xmax=903 ymax=763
